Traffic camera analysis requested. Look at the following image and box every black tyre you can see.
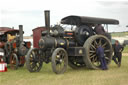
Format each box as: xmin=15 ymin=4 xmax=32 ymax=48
xmin=83 ymin=35 xmax=113 ymax=69
xmin=10 ymin=53 xmax=19 ymax=70
xmin=51 ymin=48 xmax=68 ymax=74
xmin=26 ymin=48 xmax=43 ymax=72
xmin=68 ymin=56 xmax=85 ymax=69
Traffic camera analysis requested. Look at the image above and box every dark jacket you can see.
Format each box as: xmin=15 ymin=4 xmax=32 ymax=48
xmin=113 ymin=44 xmax=124 ymax=54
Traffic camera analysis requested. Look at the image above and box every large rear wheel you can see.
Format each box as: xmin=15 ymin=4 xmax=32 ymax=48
xmin=83 ymin=35 xmax=112 ymax=69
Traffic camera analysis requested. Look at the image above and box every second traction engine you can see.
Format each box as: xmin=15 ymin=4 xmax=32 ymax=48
xmin=26 ymin=10 xmax=114 ymax=74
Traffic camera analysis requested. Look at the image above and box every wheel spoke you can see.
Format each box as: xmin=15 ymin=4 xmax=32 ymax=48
xmin=90 ymin=54 xmax=96 ymax=59
xmin=94 ymin=57 xmax=97 ymax=62
xmin=91 ymin=44 xmax=96 ymax=50
xmin=102 ymin=42 xmax=107 ymax=48
xmin=98 ymin=38 xmax=102 ymax=45
xmin=90 ymin=52 xmax=94 ymax=56
xmin=92 ymin=57 xmax=95 ymax=63
xmin=104 ymin=50 xmax=110 ymax=52
xmin=94 ymin=40 xmax=98 ymax=46
xmin=32 ymin=51 xmax=35 ymax=58
xmin=105 ymin=57 xmax=109 ymax=60
xmin=31 ymin=63 xmax=36 ymax=69
xmin=90 ymin=50 xmax=96 ymax=53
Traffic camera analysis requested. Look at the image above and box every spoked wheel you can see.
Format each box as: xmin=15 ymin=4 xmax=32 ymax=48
xmin=10 ymin=53 xmax=19 ymax=70
xmin=26 ymin=48 xmax=43 ymax=72
xmin=51 ymin=48 xmax=68 ymax=74
xmin=68 ymin=56 xmax=86 ymax=69
xmin=83 ymin=35 xmax=113 ymax=69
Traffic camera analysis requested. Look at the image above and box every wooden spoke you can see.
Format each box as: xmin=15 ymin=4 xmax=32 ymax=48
xmin=104 ymin=50 xmax=110 ymax=52
xmin=105 ymin=57 xmax=109 ymax=60
xmin=94 ymin=40 xmax=98 ymax=46
xmin=98 ymin=38 xmax=102 ymax=45
xmin=90 ymin=50 xmax=96 ymax=53
xmin=91 ymin=44 xmax=96 ymax=50
xmin=94 ymin=57 xmax=97 ymax=62
xmin=90 ymin=54 xmax=96 ymax=59
xmin=102 ymin=42 xmax=107 ymax=48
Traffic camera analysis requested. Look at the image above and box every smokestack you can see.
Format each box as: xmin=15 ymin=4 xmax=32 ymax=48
xmin=44 ymin=10 xmax=50 ymax=32
xmin=19 ymin=25 xmax=23 ymax=42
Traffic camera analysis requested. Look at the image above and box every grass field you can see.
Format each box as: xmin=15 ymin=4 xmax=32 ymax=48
xmin=0 ymin=47 xmax=128 ymax=85
xmin=111 ymin=32 xmax=128 ymax=37
xmin=123 ymin=45 xmax=128 ymax=53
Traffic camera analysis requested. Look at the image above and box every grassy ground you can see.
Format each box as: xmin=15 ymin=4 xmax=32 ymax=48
xmin=111 ymin=32 xmax=128 ymax=37
xmin=0 ymin=49 xmax=128 ymax=85
xmin=123 ymin=45 xmax=128 ymax=53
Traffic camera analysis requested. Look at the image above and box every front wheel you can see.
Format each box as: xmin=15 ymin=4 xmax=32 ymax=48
xmin=51 ymin=48 xmax=68 ymax=74
xmin=26 ymin=48 xmax=43 ymax=72
xmin=10 ymin=53 xmax=19 ymax=70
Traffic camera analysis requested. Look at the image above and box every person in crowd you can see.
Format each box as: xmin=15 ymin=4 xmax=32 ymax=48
xmin=112 ymin=40 xmax=124 ymax=67
xmin=96 ymin=45 xmax=108 ymax=70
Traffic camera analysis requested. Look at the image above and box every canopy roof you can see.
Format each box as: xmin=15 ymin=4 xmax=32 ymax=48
xmin=61 ymin=15 xmax=119 ymax=25
xmin=0 ymin=27 xmax=19 ymax=36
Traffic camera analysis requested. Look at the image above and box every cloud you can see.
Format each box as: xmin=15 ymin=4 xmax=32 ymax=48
xmin=0 ymin=0 xmax=128 ymax=35
xmin=97 ymin=1 xmax=128 ymax=7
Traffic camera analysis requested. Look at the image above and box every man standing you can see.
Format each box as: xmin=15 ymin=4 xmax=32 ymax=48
xmin=113 ymin=40 xmax=124 ymax=67
xmin=96 ymin=45 xmax=108 ymax=70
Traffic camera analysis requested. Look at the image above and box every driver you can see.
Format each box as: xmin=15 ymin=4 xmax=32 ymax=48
xmin=94 ymin=24 xmax=105 ymax=35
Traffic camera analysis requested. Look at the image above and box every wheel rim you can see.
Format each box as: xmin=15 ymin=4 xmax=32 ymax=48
xmin=52 ymin=48 xmax=68 ymax=74
xmin=68 ymin=56 xmax=85 ymax=69
xmin=26 ymin=48 xmax=43 ymax=72
xmin=84 ymin=35 xmax=112 ymax=69
xmin=90 ymin=37 xmax=111 ymax=67
xmin=10 ymin=54 xmax=18 ymax=69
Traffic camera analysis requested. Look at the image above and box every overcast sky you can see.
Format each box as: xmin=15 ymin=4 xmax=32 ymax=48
xmin=0 ymin=0 xmax=128 ymax=35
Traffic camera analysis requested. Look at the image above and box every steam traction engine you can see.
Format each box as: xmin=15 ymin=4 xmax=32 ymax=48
xmin=26 ymin=10 xmax=119 ymax=74
xmin=0 ymin=25 xmax=31 ymax=69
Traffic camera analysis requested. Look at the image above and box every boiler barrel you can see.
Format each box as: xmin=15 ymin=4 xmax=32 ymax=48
xmin=38 ymin=37 xmax=76 ymax=49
